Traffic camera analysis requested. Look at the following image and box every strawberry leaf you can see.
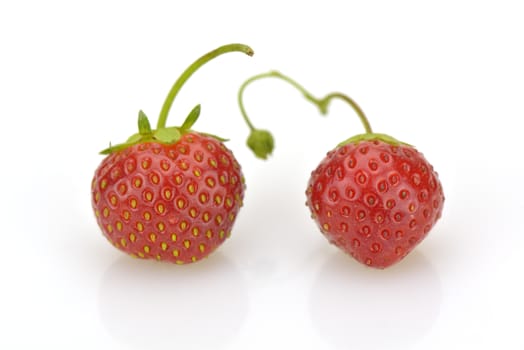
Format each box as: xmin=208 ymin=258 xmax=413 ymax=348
xmin=200 ymin=132 xmax=229 ymax=142
xmin=180 ymin=104 xmax=201 ymax=131
xmin=138 ymin=110 xmax=153 ymax=135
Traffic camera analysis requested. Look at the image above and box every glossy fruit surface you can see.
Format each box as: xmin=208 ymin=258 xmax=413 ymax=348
xmin=91 ymin=43 xmax=254 ymax=263
xmin=306 ymin=139 xmax=444 ymax=268
xmin=92 ymin=133 xmax=245 ymax=264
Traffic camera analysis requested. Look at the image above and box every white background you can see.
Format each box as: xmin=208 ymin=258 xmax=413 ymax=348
xmin=1 ymin=1 xmax=523 ymax=349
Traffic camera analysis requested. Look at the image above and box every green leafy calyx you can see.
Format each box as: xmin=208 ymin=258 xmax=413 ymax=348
xmin=337 ymin=133 xmax=411 ymax=147
xmin=99 ymin=43 xmax=255 ymax=155
xmin=100 ymin=106 xmax=201 ymax=155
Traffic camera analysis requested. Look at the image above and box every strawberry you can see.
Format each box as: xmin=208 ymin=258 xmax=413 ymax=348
xmin=92 ymin=44 xmax=253 ymax=264
xmin=305 ymin=134 xmax=444 ymax=268
xmin=237 ymin=70 xmax=444 ymax=268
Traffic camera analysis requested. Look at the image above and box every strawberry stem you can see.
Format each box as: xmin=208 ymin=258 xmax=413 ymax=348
xmin=157 ymin=43 xmax=254 ymax=129
xmin=238 ymin=70 xmax=373 ymax=159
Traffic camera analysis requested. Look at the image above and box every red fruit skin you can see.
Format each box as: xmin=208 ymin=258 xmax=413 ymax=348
xmin=306 ymin=140 xmax=444 ymax=269
xmin=91 ymin=132 xmax=245 ymax=264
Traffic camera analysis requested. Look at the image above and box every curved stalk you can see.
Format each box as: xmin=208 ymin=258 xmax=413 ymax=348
xmin=157 ymin=43 xmax=254 ymax=129
xmin=238 ymin=70 xmax=372 ymax=134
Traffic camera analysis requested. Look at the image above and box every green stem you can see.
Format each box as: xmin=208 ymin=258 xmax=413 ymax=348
xmin=238 ymin=70 xmax=372 ymax=133
xmin=157 ymin=43 xmax=254 ymax=129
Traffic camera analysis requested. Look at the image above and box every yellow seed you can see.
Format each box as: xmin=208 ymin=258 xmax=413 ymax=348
xmin=95 ymin=210 xmax=100 ymax=217
xmin=215 ymin=215 xmax=223 ymax=224
xmin=123 ymin=210 xmax=130 ymax=220
xmin=119 ymin=184 xmax=127 ymax=195
xmin=145 ymin=192 xmax=153 ymax=201
xmin=219 ymin=230 xmax=225 ymax=239
xmin=149 ymin=233 xmax=157 ymax=242
xmin=226 ymin=198 xmax=233 ymax=207
xmin=203 ymin=213 xmax=210 ymax=222
xmin=94 ymin=192 xmax=100 ymax=203
xmin=323 ymin=223 xmax=330 ymax=230
xmin=130 ymin=198 xmax=137 ymax=208
xmin=161 ymin=242 xmax=168 ymax=251
xmin=161 ymin=161 xmax=170 ymax=171
xmin=129 ymin=233 xmax=136 ymax=242
xmin=183 ymin=240 xmax=191 ymax=249
xmin=157 ymin=222 xmax=165 ymax=231
xmin=175 ymin=175 xmax=183 ymax=184
xmin=116 ymin=221 xmax=123 ymax=231
xmin=141 ymin=160 xmax=150 ymax=169
xmin=188 ymin=184 xmax=196 ymax=194
xmin=120 ymin=238 xmax=127 ymax=247
xmin=134 ymin=178 xmax=142 ymax=188
xmin=193 ymin=169 xmax=202 ymax=177
xmin=103 ymin=207 xmax=110 ymax=217
xmin=171 ymin=233 xmax=177 ymax=242
xmin=156 ymin=255 xmax=162 ymax=261
xmin=214 ymin=195 xmax=222 ymax=205
xmin=136 ymin=222 xmax=144 ymax=232
xmin=151 ymin=174 xmax=159 ymax=184
xmin=100 ymin=179 xmax=108 ymax=190
xmin=138 ymin=252 xmax=145 ymax=258
xmin=229 ymin=213 xmax=235 ymax=222
xmin=206 ymin=230 xmax=213 ymax=239
xmin=199 ymin=244 xmax=205 ymax=253
xmin=235 ymin=193 xmax=242 ymax=204
xmin=180 ymin=221 xmax=188 ymax=231
xmin=209 ymin=159 xmax=217 ymax=168
xmin=219 ymin=175 xmax=226 ymax=184
xmin=164 ymin=189 xmax=172 ymax=200
xmin=192 ymin=227 xmax=200 ymax=237
xmin=143 ymin=245 xmax=150 ymax=253
xmin=191 ymin=256 xmax=197 ymax=262
xmin=156 ymin=203 xmax=165 ymax=214
xmin=105 ymin=224 xmax=112 ymax=234
xmin=327 ymin=211 xmax=332 ymax=218
xmin=199 ymin=193 xmax=208 ymax=203
xmin=177 ymin=199 xmax=185 ymax=209
xmin=172 ymin=249 xmax=179 ymax=257
xmin=189 ymin=208 xmax=197 ymax=218
xmin=206 ymin=178 xmax=215 ymax=187
xmin=176 ymin=260 xmax=184 ymax=265
xmin=143 ymin=212 xmax=151 ymax=221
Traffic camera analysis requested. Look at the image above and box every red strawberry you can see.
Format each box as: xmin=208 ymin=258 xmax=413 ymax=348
xmin=92 ymin=44 xmax=253 ymax=264
xmin=305 ymin=134 xmax=444 ymax=268
xmin=237 ymin=70 xmax=444 ymax=268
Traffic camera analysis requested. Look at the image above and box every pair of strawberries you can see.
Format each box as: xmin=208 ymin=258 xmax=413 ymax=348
xmin=91 ymin=44 xmax=444 ymax=269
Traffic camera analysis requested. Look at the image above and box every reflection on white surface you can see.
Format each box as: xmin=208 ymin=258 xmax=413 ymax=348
xmin=98 ymin=253 xmax=248 ymax=349
xmin=309 ymin=251 xmax=441 ymax=350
